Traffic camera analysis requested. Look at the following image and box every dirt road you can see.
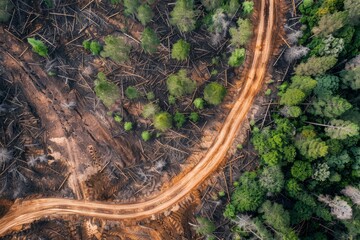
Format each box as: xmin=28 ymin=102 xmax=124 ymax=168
xmin=0 ymin=0 xmax=279 ymax=235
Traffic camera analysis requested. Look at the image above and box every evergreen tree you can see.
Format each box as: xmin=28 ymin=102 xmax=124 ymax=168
xmin=166 ymin=70 xmax=196 ymax=98
xmin=289 ymin=75 xmax=317 ymax=94
xmin=309 ymin=95 xmax=352 ymax=118
xmin=242 ymin=1 xmax=254 ymax=15
xmin=291 ymin=161 xmax=313 ymax=181
xmin=314 ymin=74 xmax=339 ymax=96
xmin=259 ymin=165 xmax=284 ymax=193
xmin=280 ymin=89 xmax=306 ymax=106
xmin=228 ymin=48 xmax=246 ymax=67
xmin=341 ymin=66 xmax=360 ymax=90
xmin=325 ymin=119 xmax=359 ymax=140
xmin=201 ymin=0 xmax=222 ymax=11
xmin=123 ymin=0 xmax=140 ymax=15
xmin=136 ymin=4 xmax=154 ymax=25
xmin=141 ymin=27 xmax=160 ymax=54
xmin=203 ymin=82 xmax=226 ymax=105
xmin=229 ymin=18 xmax=252 ymax=47
xmin=259 ymin=201 xmax=291 ymax=234
xmin=295 ymin=138 xmax=328 ymax=160
xmin=295 ymin=56 xmax=337 ymax=76
xmin=101 ymin=36 xmax=131 ymax=63
xmin=142 ymin=103 xmax=160 ymax=119
xmin=171 ymin=39 xmax=190 ymax=61
xmin=94 ymin=72 xmax=120 ymax=108
xmin=344 ymin=0 xmax=360 ymax=25
xmin=312 ymin=11 xmax=347 ymax=37
xmin=27 ymin=38 xmax=48 ymax=57
xmin=153 ymin=112 xmax=172 ymax=131
xmin=170 ymin=0 xmax=197 ymax=33
xmin=193 ymin=217 xmax=216 ymax=238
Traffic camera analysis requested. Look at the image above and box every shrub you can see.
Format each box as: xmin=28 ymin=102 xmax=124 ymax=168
xmin=101 ymin=36 xmax=131 ymax=63
xmin=193 ymin=98 xmax=204 ymax=109
xmin=125 ymin=86 xmax=139 ymax=99
xmin=166 ymin=70 xmax=196 ymax=98
xmin=83 ymin=40 xmax=102 ymax=55
xmin=291 ymin=161 xmax=313 ymax=181
xmin=123 ymin=0 xmax=140 ymax=15
xmin=141 ymin=131 xmax=151 ymax=141
xmin=142 ymin=103 xmax=159 ymax=119
xmin=146 ymin=91 xmax=155 ymax=100
xmin=203 ymin=82 xmax=226 ymax=105
xmin=174 ymin=112 xmax=186 ymax=128
xmin=168 ymin=95 xmax=176 ymax=105
xmin=170 ymin=0 xmax=197 ymax=32
xmin=141 ymin=28 xmax=160 ymax=54
xmin=27 ymin=38 xmax=48 ymax=57
xmin=228 ymin=48 xmax=246 ymax=67
xmin=242 ymin=1 xmax=254 ymax=15
xmin=171 ymin=39 xmax=190 ymax=61
xmin=189 ymin=112 xmax=199 ymax=122
xmin=94 ymin=72 xmax=120 ymax=108
xmin=229 ymin=18 xmax=252 ymax=47
xmin=153 ymin=112 xmax=172 ymax=132
xmin=136 ymin=4 xmax=154 ymax=25
xmin=124 ymin=122 xmax=133 ymax=131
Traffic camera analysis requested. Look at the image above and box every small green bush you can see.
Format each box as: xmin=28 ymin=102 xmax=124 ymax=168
xmin=27 ymin=38 xmax=48 ymax=57
xmin=83 ymin=40 xmax=102 ymax=55
xmin=228 ymin=48 xmax=246 ymax=67
xmin=204 ymin=82 xmax=226 ymax=105
xmin=242 ymin=1 xmax=254 ymax=15
xmin=142 ymin=103 xmax=159 ymax=119
xmin=171 ymin=39 xmax=190 ymax=61
xmin=153 ymin=112 xmax=172 ymax=132
xmin=125 ymin=86 xmax=139 ymax=100
xmin=193 ymin=98 xmax=205 ymax=109
xmin=146 ymin=91 xmax=155 ymax=100
xmin=141 ymin=131 xmax=151 ymax=141
xmin=166 ymin=70 xmax=196 ymax=98
xmin=189 ymin=112 xmax=199 ymax=122
xmin=101 ymin=36 xmax=131 ymax=63
xmin=94 ymin=72 xmax=120 ymax=108
xmin=124 ymin=122 xmax=133 ymax=131
xmin=168 ymin=95 xmax=176 ymax=105
xmin=174 ymin=112 xmax=186 ymax=128
xmin=141 ymin=27 xmax=160 ymax=54
xmin=137 ymin=4 xmax=154 ymax=25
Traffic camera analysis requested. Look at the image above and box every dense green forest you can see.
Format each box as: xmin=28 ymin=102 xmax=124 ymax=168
xmin=213 ymin=0 xmax=360 ymax=239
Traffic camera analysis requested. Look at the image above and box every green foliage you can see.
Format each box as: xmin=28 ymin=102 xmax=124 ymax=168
xmin=280 ymin=89 xmax=306 ymax=106
xmin=0 ymin=0 xmax=13 ymax=22
xmin=110 ymin=0 xmax=121 ymax=4
xmin=193 ymin=98 xmax=205 ymax=110
xmin=312 ymin=163 xmax=330 ymax=181
xmin=309 ymin=95 xmax=352 ymax=118
xmin=341 ymin=66 xmax=360 ymax=90
xmin=281 ymin=106 xmax=302 ymax=118
xmin=114 ymin=114 xmax=122 ymax=123
xmin=228 ymin=48 xmax=246 ymax=67
xmin=136 ymin=4 xmax=154 ymax=25
xmin=153 ymin=112 xmax=172 ymax=132
xmin=327 ymin=150 xmax=351 ymax=170
xmin=89 ymin=41 xmax=102 ymax=55
xmin=27 ymin=38 xmax=48 ymax=57
xmin=291 ymin=161 xmax=313 ymax=181
xmin=194 ymin=217 xmax=216 ymax=238
xmin=189 ymin=112 xmax=199 ymax=122
xmin=242 ymin=1 xmax=254 ymax=15
xmin=286 ymin=179 xmax=302 ymax=198
xmin=325 ymin=119 xmax=359 ymax=140
xmin=141 ymin=131 xmax=151 ymax=141
xmin=168 ymin=95 xmax=176 ymax=105
xmin=229 ymin=18 xmax=252 ymax=47
xmin=101 ymin=36 xmax=131 ymax=63
xmin=82 ymin=40 xmax=91 ymax=50
xmin=295 ymin=56 xmax=337 ymax=76
xmin=201 ymin=0 xmax=222 ymax=11
xmin=291 ymin=201 xmax=313 ymax=224
xmin=230 ymin=172 xmax=265 ymax=212
xmin=123 ymin=0 xmax=140 ymax=15
xmin=124 ymin=122 xmax=133 ymax=131
xmin=314 ymin=74 xmax=339 ymax=96
xmin=319 ymin=35 xmax=344 ymax=56
xmin=259 ymin=165 xmax=284 ymax=193
xmin=146 ymin=91 xmax=155 ymax=100
xmin=259 ymin=201 xmax=290 ymax=234
xmin=289 ymin=75 xmax=317 ymax=95
xmin=125 ymin=86 xmax=139 ymax=99
xmin=142 ymin=103 xmax=159 ymax=119
xmin=227 ymin=0 xmax=240 ymax=15
xmin=170 ymin=0 xmax=197 ymax=33
xmin=312 ymin=11 xmax=347 ymax=37
xmin=203 ymin=82 xmax=226 ymax=105
xmin=295 ymin=138 xmax=328 ymax=160
xmin=141 ymin=28 xmax=160 ymax=54
xmin=223 ymin=203 xmax=236 ymax=219
xmin=344 ymin=0 xmax=360 ymax=25
xmin=174 ymin=112 xmax=186 ymax=128
xmin=94 ymin=72 xmax=120 ymax=108
xmin=171 ymin=39 xmax=190 ymax=61
xmin=166 ymin=70 xmax=196 ymax=98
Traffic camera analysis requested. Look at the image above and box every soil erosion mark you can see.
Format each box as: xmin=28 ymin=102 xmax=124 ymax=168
xmin=0 ymin=0 xmax=279 ymax=235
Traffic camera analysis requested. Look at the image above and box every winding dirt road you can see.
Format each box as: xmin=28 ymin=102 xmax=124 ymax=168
xmin=0 ymin=0 xmax=279 ymax=235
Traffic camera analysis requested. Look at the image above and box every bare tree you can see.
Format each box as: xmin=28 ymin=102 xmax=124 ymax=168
xmin=342 ymin=186 xmax=360 ymax=205
xmin=284 ymin=46 xmax=309 ymax=62
xmin=318 ymin=195 xmax=353 ymax=220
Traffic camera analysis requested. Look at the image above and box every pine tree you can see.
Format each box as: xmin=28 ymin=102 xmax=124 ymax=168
xmin=193 ymin=217 xmax=216 ymax=238
xmin=94 ymin=72 xmax=120 ymax=108
xmin=314 ymin=74 xmax=339 ymax=96
xmin=123 ymin=0 xmax=140 ymax=16
xmin=171 ymin=39 xmax=190 ymax=61
xmin=201 ymin=0 xmax=222 ymax=11
xmin=166 ymin=70 xmax=196 ymax=98
xmin=289 ymin=75 xmax=317 ymax=94
xmin=153 ymin=112 xmax=172 ymax=131
xmin=229 ymin=18 xmax=252 ymax=47
xmin=280 ymin=89 xmax=306 ymax=106
xmin=344 ymin=0 xmax=360 ymax=25
xmin=259 ymin=201 xmax=291 ymax=234
xmin=295 ymin=138 xmax=328 ymax=160
xmin=141 ymin=28 xmax=160 ymax=54
xmin=259 ymin=165 xmax=284 ymax=193
xmin=309 ymin=95 xmax=352 ymax=118
xmin=312 ymin=11 xmax=347 ymax=37
xmin=295 ymin=56 xmax=337 ymax=76
xmin=136 ymin=4 xmax=154 ymax=25
xmin=341 ymin=66 xmax=360 ymax=90
xmin=325 ymin=119 xmax=359 ymax=140
xmin=203 ymin=82 xmax=226 ymax=105
xmin=170 ymin=0 xmax=197 ymax=33
xmin=101 ymin=36 xmax=131 ymax=63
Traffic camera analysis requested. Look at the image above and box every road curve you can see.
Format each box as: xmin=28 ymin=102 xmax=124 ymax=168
xmin=0 ymin=0 xmax=277 ymax=235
